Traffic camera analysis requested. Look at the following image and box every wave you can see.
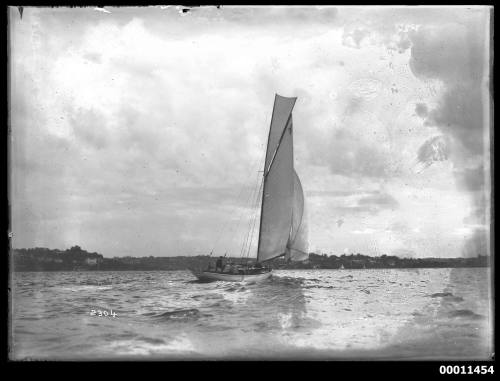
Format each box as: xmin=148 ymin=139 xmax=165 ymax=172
xmin=302 ymin=285 xmax=336 ymax=289
xmin=77 ymin=277 xmax=140 ymax=287
xmin=448 ymin=309 xmax=485 ymax=320
xmin=430 ymin=292 xmax=453 ymax=298
xmin=224 ymin=285 xmax=246 ymax=292
xmin=137 ymin=336 xmax=166 ymax=345
xmin=191 ymin=293 xmax=224 ymax=300
xmin=59 ymin=285 xmax=113 ymax=292
xmin=12 ymin=268 xmax=492 ymax=360
xmin=151 ymin=308 xmax=211 ymax=322
xmin=429 ymin=292 xmax=464 ymax=302
xmin=269 ymin=276 xmax=306 ymax=286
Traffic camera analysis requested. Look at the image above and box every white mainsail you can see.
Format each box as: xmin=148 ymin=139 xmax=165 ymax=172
xmin=257 ymin=94 xmax=308 ymax=263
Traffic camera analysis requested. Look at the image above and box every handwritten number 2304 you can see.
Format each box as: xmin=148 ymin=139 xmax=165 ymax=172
xmin=90 ymin=309 xmax=116 ymax=318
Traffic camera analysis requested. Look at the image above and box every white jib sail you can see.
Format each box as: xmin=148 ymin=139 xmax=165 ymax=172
xmin=286 ymin=169 xmax=309 ymax=262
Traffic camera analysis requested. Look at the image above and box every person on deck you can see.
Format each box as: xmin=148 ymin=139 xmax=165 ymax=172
xmin=215 ymin=256 xmax=224 ymax=272
xmin=255 ymin=262 xmax=263 ymax=269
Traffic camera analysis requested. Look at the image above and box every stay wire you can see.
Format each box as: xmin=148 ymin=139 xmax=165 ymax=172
xmin=210 ymin=149 xmax=265 ymax=257
xmin=239 ymin=160 xmax=264 ymax=259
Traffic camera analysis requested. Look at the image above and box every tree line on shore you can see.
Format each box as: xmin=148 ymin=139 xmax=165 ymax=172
xmin=11 ymin=246 xmax=490 ymax=272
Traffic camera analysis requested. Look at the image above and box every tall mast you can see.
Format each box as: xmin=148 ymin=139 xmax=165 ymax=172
xmin=255 ymin=98 xmax=276 ymax=263
xmin=288 ymin=115 xmax=294 ymax=262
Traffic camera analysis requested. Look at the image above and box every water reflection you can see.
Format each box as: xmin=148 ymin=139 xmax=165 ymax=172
xmin=246 ymin=275 xmax=309 ymax=330
xmin=160 ymin=274 xmax=311 ymax=359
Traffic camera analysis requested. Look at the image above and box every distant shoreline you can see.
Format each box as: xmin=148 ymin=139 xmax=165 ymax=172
xmin=12 ymin=267 xmax=491 ymax=273
xmin=11 ymin=247 xmax=490 ymax=272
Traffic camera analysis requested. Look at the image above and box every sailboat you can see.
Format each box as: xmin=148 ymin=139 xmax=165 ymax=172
xmin=191 ymin=94 xmax=309 ymax=282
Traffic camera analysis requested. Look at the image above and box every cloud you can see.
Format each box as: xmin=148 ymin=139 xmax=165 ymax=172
xmin=387 ymin=221 xmax=410 ymax=234
xmin=342 ymin=27 xmax=370 ymax=48
xmin=307 ymin=190 xmax=373 ymax=197
xmin=455 ymin=165 xmax=488 ymax=226
xmin=352 ymin=228 xmax=376 ymax=235
xmin=408 ymin=19 xmax=489 ymax=157
xmin=454 ymin=165 xmax=486 ymax=192
xmin=348 ymin=78 xmax=383 ymax=100
xmin=9 ymin=6 xmax=491 ymax=259
xmin=306 ymin=126 xmax=392 ymax=179
xmin=392 ymin=248 xmax=417 ymax=258
xmin=83 ymin=52 xmax=102 ymax=64
xmin=358 ymin=192 xmax=399 ymax=210
xmin=417 ymin=135 xmax=449 ymax=168
xmin=69 ymin=108 xmax=109 ymax=150
xmin=462 ymin=227 xmax=489 ymax=257
xmin=335 ymin=191 xmax=399 ymax=215
xmin=220 ymin=6 xmax=339 ymax=26
xmin=409 ymin=24 xmax=482 ymax=81
xmin=407 ymin=13 xmax=491 ymax=238
xmin=426 ymin=83 xmax=486 ymax=156
xmin=415 ymin=103 xmax=428 ymax=118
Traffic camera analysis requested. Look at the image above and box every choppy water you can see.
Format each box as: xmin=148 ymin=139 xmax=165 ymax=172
xmin=10 ymin=268 xmax=493 ymax=360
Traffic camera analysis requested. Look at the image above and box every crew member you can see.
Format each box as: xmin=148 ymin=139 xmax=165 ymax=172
xmin=215 ymin=256 xmax=224 ymax=272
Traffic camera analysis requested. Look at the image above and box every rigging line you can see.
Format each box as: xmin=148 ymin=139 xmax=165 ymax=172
xmin=232 ymin=183 xmax=258 ymax=257
xmin=239 ymin=186 xmax=256 ymax=257
xmin=239 ymin=168 xmax=263 ymax=259
xmin=249 ymin=178 xmax=264 ymax=247
xmin=240 ymin=167 xmax=265 ymax=260
xmin=209 ymin=184 xmax=246 ymax=256
xmin=245 ymin=177 xmax=264 ymax=261
xmin=220 ymin=151 xmax=265 ymax=256
xmin=244 ymin=191 xmax=262 ymax=265
xmin=239 ymin=151 xmax=266 ymax=250
xmin=234 ymin=181 xmax=263 ymax=260
xmin=242 ymin=182 xmax=261 ymax=260
xmin=240 ymin=222 xmax=253 ymax=259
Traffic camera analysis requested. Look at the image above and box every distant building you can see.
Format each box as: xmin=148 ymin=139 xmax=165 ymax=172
xmin=85 ymin=258 xmax=99 ymax=265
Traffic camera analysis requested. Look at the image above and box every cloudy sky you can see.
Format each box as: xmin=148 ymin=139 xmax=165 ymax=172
xmin=9 ymin=6 xmax=492 ymax=258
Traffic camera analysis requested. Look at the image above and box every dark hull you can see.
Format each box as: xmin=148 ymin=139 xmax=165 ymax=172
xmin=190 ymin=269 xmax=272 ymax=283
